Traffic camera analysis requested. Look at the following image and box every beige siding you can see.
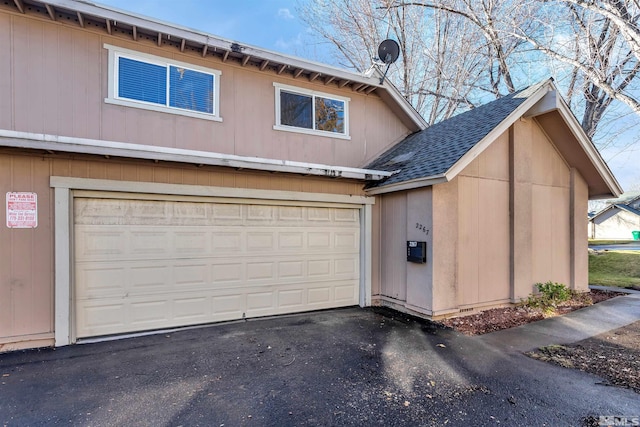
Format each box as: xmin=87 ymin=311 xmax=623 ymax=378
xmin=0 ymin=11 xmax=411 ymax=168
xmin=376 ymin=188 xmax=434 ymax=313
xmin=371 ymin=202 xmax=382 ymax=297
xmin=405 ymin=188 xmax=433 ymax=311
xmin=431 ymin=179 xmax=459 ymax=313
xmin=0 ymin=13 xmax=13 ymax=130
xmin=0 ymin=149 xmax=366 ymax=349
xmin=512 ymin=120 xmax=571 ymax=299
xmin=431 ymin=122 xmax=575 ymax=314
xmin=379 ymin=192 xmax=408 ymax=301
xmin=572 ymin=170 xmax=589 ymax=291
xmin=0 ymin=154 xmax=54 ymax=348
xmin=455 ymin=133 xmax=511 ymax=308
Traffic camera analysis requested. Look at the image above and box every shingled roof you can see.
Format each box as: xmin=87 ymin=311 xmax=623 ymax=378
xmin=365 ymin=80 xmax=551 ymax=190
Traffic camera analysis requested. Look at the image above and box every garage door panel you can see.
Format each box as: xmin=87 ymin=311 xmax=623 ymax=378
xmin=76 ymin=266 xmax=127 ymax=298
xmin=174 ymin=231 xmax=209 ymax=254
xmin=130 ymin=300 xmax=171 ymax=324
xmin=247 ymin=232 xmax=275 ymax=250
xmin=308 ymin=287 xmax=331 ymax=304
xmin=211 ymin=294 xmax=244 ymax=317
xmin=173 ymin=263 xmax=209 ymax=287
xmin=173 ymin=297 xmax=208 ymax=321
xmin=75 ymin=198 xmax=360 ymax=338
xmin=335 ymin=232 xmax=359 ymax=249
xmin=75 ymin=229 xmax=127 ymax=260
xmin=278 ymin=261 xmax=305 ymax=279
xmin=335 ymin=258 xmax=359 ymax=276
xmin=76 ymin=302 xmax=126 ymax=336
xmin=278 ymin=289 xmax=304 ymax=308
xmin=211 ymin=263 xmax=243 ymax=283
xmin=335 ymin=284 xmax=358 ymax=302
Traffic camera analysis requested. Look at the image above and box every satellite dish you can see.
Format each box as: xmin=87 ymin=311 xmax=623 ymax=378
xmin=378 ymin=39 xmax=400 ymax=64
xmin=377 ymin=39 xmax=400 ymax=84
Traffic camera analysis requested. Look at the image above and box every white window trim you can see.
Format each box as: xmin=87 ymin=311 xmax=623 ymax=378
xmin=273 ymin=82 xmax=350 ymax=140
xmin=104 ymin=43 xmax=222 ymax=122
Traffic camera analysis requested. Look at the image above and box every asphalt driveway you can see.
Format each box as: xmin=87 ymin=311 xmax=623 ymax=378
xmin=1 ymin=307 xmax=639 ymax=426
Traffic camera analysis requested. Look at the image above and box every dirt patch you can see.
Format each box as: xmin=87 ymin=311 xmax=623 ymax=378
xmin=527 ymin=321 xmax=640 ymax=394
xmin=439 ymin=290 xmax=621 ymax=336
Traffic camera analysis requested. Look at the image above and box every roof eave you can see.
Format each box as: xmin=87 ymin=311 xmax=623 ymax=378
xmin=364 ymin=175 xmax=448 ymax=195
xmin=0 ymin=129 xmax=392 ymax=181
xmin=553 ymin=98 xmax=623 ymax=198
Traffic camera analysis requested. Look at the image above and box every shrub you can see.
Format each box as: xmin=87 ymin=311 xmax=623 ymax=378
xmin=536 ymin=281 xmax=571 ymax=303
xmin=522 ymin=281 xmax=572 ymax=313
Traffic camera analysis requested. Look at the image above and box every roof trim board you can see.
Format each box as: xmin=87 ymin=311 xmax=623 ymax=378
xmin=591 ymin=203 xmax=640 ymax=221
xmin=0 ymin=129 xmax=392 ymax=181
xmin=442 ymin=82 xmax=552 ymax=182
xmin=552 ymin=92 xmax=623 ymax=198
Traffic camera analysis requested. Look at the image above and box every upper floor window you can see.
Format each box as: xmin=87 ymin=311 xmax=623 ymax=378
xmin=273 ymin=83 xmax=350 ymax=140
xmin=104 ymin=44 xmax=221 ymax=121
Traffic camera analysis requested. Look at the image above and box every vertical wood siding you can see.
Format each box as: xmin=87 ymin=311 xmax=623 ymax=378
xmin=456 ymin=133 xmax=511 ymax=307
xmin=379 ymin=192 xmax=408 ymax=301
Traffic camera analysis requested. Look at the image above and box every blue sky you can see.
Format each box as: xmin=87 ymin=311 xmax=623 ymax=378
xmin=97 ymin=0 xmax=639 ymax=191
xmin=96 ymin=0 xmax=330 ymax=60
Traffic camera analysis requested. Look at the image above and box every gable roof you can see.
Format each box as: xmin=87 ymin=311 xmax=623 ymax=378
xmin=365 ymin=79 xmax=622 ymax=199
xmin=2 ymin=0 xmax=426 ymax=132
xmin=590 ymin=203 xmax=640 ymax=221
xmin=606 ymin=191 xmax=640 ymax=206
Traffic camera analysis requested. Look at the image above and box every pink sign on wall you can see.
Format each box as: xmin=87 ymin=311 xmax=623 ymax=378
xmin=6 ymin=192 xmax=38 ymax=228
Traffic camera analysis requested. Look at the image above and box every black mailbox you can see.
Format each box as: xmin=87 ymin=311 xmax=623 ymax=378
xmin=407 ymin=241 xmax=426 ymax=263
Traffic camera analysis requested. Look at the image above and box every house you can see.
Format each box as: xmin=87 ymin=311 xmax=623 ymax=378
xmin=365 ymin=82 xmax=621 ymax=317
xmin=589 ymin=192 xmax=640 ymax=239
xmin=0 ymin=0 xmax=621 ymax=351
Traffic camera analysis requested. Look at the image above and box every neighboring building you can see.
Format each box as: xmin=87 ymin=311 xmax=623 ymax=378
xmin=0 ymin=0 xmax=621 ymax=351
xmin=589 ymin=193 xmax=640 ymax=239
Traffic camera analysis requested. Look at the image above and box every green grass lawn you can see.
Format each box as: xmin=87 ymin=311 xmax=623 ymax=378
xmin=588 ymin=239 xmax=637 ymax=245
xmin=589 ymin=251 xmax=640 ymax=288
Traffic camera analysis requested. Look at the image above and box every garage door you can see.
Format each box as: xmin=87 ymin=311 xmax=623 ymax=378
xmin=74 ymin=197 xmax=360 ymax=338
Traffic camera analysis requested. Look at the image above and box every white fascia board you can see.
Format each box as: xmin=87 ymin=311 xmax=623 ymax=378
xmin=0 ymin=130 xmax=392 ymax=181
xmin=589 ymin=204 xmax=614 ymax=220
xmin=44 ymin=0 xmax=380 ymax=88
xmin=444 ymin=82 xmax=553 ymax=181
xmin=364 ymin=175 xmax=448 ymax=195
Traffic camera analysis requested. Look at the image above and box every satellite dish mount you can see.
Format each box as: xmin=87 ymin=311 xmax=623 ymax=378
xmin=377 ymin=39 xmax=400 ymax=84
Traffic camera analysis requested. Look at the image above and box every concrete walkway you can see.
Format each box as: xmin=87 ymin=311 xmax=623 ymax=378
xmin=478 ymin=292 xmax=640 ymax=352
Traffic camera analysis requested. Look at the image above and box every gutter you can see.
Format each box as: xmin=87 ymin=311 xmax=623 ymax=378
xmin=0 ymin=130 xmax=393 ymax=181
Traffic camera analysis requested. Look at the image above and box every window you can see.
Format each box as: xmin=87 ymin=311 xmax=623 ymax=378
xmin=104 ymin=44 xmax=221 ymax=121
xmin=274 ymin=83 xmax=350 ymax=139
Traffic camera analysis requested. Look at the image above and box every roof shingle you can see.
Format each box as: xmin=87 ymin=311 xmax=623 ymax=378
xmin=366 ymin=81 xmax=549 ymax=188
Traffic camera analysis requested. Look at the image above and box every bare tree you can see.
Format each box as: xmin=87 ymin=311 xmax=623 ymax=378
xmin=298 ymin=0 xmax=500 ymax=124
xmin=299 ymin=0 xmax=640 ymax=153
xmin=513 ymin=1 xmax=640 ymax=137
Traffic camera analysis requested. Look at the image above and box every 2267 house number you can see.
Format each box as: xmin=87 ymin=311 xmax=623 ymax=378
xmin=416 ymin=223 xmax=429 ymax=235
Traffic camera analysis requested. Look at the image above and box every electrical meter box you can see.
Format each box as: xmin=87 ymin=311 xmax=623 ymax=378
xmin=407 ymin=241 xmax=426 ymax=263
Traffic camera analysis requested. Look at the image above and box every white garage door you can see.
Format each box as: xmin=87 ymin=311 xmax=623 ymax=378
xmin=74 ymin=196 xmax=360 ymax=338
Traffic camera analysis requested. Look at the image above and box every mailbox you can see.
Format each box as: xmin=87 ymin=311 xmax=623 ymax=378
xmin=407 ymin=241 xmax=426 ymax=263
